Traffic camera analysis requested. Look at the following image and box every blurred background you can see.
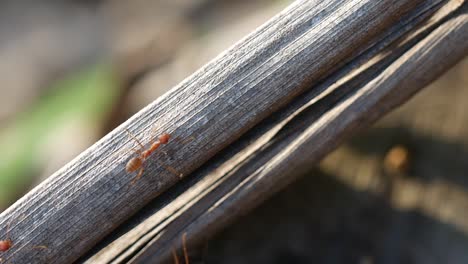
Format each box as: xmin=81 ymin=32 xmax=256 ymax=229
xmin=0 ymin=0 xmax=467 ymax=263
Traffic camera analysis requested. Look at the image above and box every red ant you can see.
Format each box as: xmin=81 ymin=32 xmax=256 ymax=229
xmin=0 ymin=220 xmax=13 ymax=252
xmin=124 ymin=128 xmax=179 ymax=184
xmin=0 ymin=217 xmax=48 ymax=264
xmin=0 ymin=239 xmax=12 ymax=252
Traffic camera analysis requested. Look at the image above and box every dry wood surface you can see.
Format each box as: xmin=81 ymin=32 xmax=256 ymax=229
xmin=0 ymin=0 xmax=466 ymax=263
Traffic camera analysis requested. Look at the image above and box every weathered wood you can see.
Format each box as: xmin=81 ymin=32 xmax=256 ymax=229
xmin=79 ymin=0 xmax=468 ymax=263
xmin=0 ymin=0 xmax=464 ymax=263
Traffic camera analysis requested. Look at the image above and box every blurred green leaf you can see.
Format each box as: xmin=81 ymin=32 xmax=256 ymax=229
xmin=0 ymin=63 xmax=119 ymax=209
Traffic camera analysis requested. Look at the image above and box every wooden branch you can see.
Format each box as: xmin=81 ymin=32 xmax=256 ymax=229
xmin=80 ymin=0 xmax=468 ymax=263
xmin=0 ymin=0 xmax=465 ymax=263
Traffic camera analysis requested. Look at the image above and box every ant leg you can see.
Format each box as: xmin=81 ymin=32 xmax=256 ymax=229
xmin=131 ymin=167 xmax=145 ymax=185
xmin=113 ymin=129 xmax=146 ymax=160
xmin=32 ymin=245 xmax=48 ymax=250
xmin=156 ymin=151 xmax=183 ymax=178
xmin=157 ymin=160 xmax=183 ymax=178
xmin=182 ymin=233 xmax=189 ymax=264
xmin=172 ymin=247 xmax=180 ymax=264
xmin=111 ymin=145 xmax=142 ymax=160
xmin=124 ymin=128 xmax=145 ymax=149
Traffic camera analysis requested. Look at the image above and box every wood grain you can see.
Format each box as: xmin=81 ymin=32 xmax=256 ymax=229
xmin=0 ymin=0 xmax=464 ymax=263
xmin=79 ymin=0 xmax=468 ymax=263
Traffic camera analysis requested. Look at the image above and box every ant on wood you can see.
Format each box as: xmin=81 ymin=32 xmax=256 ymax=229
xmin=0 ymin=221 xmax=13 ymax=253
xmin=123 ymin=128 xmax=181 ymax=184
xmin=0 ymin=217 xmax=48 ymax=264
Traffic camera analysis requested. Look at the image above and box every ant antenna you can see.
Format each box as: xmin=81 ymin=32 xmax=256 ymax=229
xmin=156 ymin=160 xmax=183 ymax=178
xmin=182 ymin=233 xmax=189 ymax=264
xmin=124 ymin=128 xmax=145 ymax=149
xmin=172 ymin=247 xmax=180 ymax=264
